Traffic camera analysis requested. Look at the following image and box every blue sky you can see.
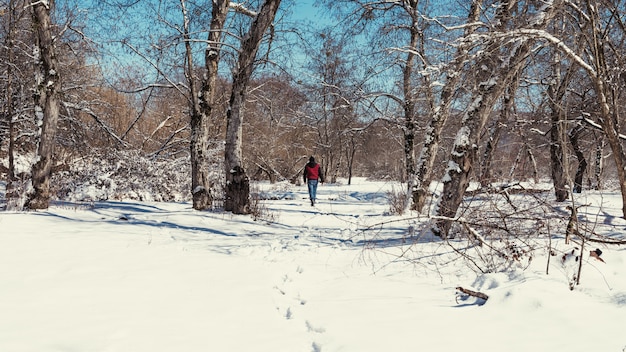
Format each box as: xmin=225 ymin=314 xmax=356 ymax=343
xmin=285 ymin=0 xmax=329 ymax=27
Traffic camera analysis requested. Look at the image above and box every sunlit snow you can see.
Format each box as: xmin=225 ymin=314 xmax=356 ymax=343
xmin=1 ymin=179 xmax=625 ymax=352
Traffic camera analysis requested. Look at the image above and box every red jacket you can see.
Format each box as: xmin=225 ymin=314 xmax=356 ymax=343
xmin=304 ymin=162 xmax=324 ymax=182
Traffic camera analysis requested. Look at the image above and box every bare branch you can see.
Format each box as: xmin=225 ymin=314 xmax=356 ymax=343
xmin=230 ymin=2 xmax=257 ymax=17
xmin=63 ymin=102 xmax=128 ymax=146
xmin=456 ymin=286 xmax=489 ymax=301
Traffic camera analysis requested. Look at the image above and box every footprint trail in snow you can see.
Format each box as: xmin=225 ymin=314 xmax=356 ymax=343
xmin=273 ymin=265 xmax=326 ymax=352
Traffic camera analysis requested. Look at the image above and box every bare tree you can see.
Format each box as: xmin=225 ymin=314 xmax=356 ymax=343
xmin=433 ymin=0 xmax=560 ymax=237
xmin=547 ymin=48 xmax=575 ymax=202
xmin=324 ymin=0 xmax=441 ymax=205
xmin=303 ymin=32 xmax=364 ymax=184
xmin=244 ymin=75 xmax=311 ymax=183
xmin=25 ymin=0 xmax=61 ymax=210
xmin=184 ymin=0 xmax=230 ymax=210
xmin=224 ymin=0 xmax=281 ymax=214
xmin=412 ymin=0 xmax=482 ymax=212
xmin=3 ymin=0 xmax=19 ymax=198
xmin=2 ymin=0 xmax=37 ymax=208
xmin=578 ymin=1 xmax=626 ymax=218
xmin=534 ymin=0 xmax=626 ymax=217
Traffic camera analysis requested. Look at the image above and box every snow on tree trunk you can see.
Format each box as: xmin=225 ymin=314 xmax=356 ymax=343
xmin=432 ymin=0 xmax=558 ymax=237
xmin=401 ymin=9 xmax=420 ymax=210
xmin=5 ymin=1 xmax=18 ymax=207
xmin=412 ymin=0 xmax=482 ymax=212
xmin=480 ymin=70 xmax=518 ymax=189
xmin=224 ymin=73 xmax=250 ymax=214
xmin=25 ymin=0 xmax=60 ymax=210
xmin=224 ymin=0 xmax=281 ymax=214
xmin=584 ymin=2 xmax=626 ymax=219
xmin=593 ymin=136 xmax=604 ymax=190
xmin=187 ymin=0 xmax=230 ymax=210
xmin=433 ymin=91 xmax=502 ymax=237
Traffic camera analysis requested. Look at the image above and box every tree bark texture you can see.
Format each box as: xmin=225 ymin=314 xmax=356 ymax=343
xmin=400 ymin=1 xmax=421 ymax=209
xmin=584 ymin=1 xmax=626 ymax=219
xmin=224 ymin=166 xmax=250 ymax=213
xmin=433 ymin=0 xmax=558 ymax=237
xmin=479 ymin=118 xmax=503 ymax=189
xmin=593 ymin=135 xmax=604 ymax=190
xmin=480 ymin=70 xmax=518 ymax=188
xmin=569 ymin=123 xmax=587 ymax=193
xmin=224 ymin=0 xmax=281 ymax=214
xmin=5 ymin=0 xmax=17 ymax=203
xmin=188 ymin=0 xmax=230 ymax=210
xmin=25 ymin=0 xmax=61 ymax=210
xmin=412 ymin=0 xmax=482 ymax=212
xmin=456 ymin=286 xmax=489 ymax=302
xmin=546 ymin=46 xmax=576 ymax=202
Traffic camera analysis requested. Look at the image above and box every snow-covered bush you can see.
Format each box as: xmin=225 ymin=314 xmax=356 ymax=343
xmin=52 ymin=149 xmax=221 ymax=203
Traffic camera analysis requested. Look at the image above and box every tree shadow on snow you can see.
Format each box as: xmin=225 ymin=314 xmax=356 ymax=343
xmin=37 ymin=200 xmax=239 ymax=238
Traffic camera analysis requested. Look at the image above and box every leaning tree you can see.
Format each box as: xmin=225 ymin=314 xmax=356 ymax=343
xmin=433 ymin=0 xmax=561 ymax=237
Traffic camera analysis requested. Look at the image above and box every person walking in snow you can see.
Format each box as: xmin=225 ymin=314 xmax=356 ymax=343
xmin=303 ymin=156 xmax=324 ymax=206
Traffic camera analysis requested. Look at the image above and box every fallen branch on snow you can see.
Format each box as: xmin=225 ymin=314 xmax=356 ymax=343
xmin=456 ymin=286 xmax=489 ymax=302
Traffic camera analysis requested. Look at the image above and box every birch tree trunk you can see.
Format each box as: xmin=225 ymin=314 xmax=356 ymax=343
xmin=411 ymin=0 xmax=482 ymax=212
xmin=187 ymin=0 xmax=230 ymax=210
xmin=224 ymin=0 xmax=281 ymax=214
xmin=25 ymin=0 xmax=60 ymax=210
xmin=433 ymin=0 xmax=559 ymax=237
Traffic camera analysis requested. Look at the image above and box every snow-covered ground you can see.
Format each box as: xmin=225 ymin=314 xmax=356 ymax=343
xmin=1 ymin=178 xmax=625 ymax=352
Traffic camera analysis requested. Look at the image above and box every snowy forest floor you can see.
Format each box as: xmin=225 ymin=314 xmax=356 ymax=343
xmin=1 ymin=178 xmax=625 ymax=352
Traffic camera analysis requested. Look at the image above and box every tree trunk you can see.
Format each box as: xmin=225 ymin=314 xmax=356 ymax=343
xmin=187 ymin=0 xmax=230 ymax=210
xmin=508 ymin=144 xmax=525 ymax=180
xmin=527 ymin=143 xmax=539 ymax=183
xmin=331 ymin=154 xmax=342 ymax=184
xmin=224 ymin=165 xmax=250 ymax=213
xmin=224 ymin=0 xmax=281 ymax=214
xmin=480 ymin=70 xmax=518 ymax=188
xmin=25 ymin=0 xmax=61 ymax=210
xmin=569 ymin=123 xmax=587 ymax=193
xmin=546 ymin=47 xmax=575 ymax=202
xmin=585 ymin=2 xmax=626 ymax=218
xmin=412 ymin=0 xmax=482 ymax=212
xmin=596 ymin=85 xmax=626 ymax=216
xmin=401 ymin=6 xmax=421 ymax=210
xmin=549 ymin=112 xmax=569 ymax=201
xmin=479 ymin=118 xmax=503 ymax=188
xmin=593 ymin=135 xmax=604 ymax=190
xmin=4 ymin=0 xmax=18 ymax=206
xmin=347 ymin=134 xmax=357 ymax=185
xmin=433 ymin=0 xmax=558 ymax=237
xmin=433 ymin=1 xmax=517 ymax=237
xmin=433 ymin=88 xmax=504 ymax=237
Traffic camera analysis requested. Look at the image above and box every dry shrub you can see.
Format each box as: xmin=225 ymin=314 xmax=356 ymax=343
xmin=249 ymin=186 xmax=277 ymax=222
xmin=387 ymin=187 xmax=409 ymax=215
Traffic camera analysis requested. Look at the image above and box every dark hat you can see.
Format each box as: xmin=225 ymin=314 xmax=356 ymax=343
xmin=309 ymin=156 xmax=315 ymax=163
